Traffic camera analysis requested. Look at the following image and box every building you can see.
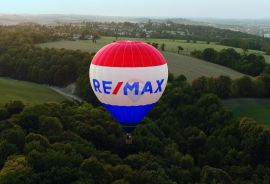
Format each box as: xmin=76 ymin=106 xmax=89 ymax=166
xmin=264 ymin=33 xmax=270 ymax=38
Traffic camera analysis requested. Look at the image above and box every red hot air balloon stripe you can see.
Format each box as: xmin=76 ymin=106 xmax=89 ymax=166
xmin=112 ymin=82 xmax=123 ymax=95
xmin=91 ymin=41 xmax=166 ymax=67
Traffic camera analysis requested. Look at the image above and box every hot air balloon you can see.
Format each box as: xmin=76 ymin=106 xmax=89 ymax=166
xmin=89 ymin=41 xmax=168 ymax=143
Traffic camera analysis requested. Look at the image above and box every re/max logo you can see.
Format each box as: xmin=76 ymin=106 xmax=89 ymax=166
xmin=92 ymin=79 xmax=165 ymax=95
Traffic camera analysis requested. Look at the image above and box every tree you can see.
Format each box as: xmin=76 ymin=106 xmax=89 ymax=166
xmin=190 ymin=50 xmax=202 ymax=58
xmin=161 ymin=43 xmax=165 ymax=51
xmin=217 ymin=48 xmax=241 ymax=67
xmin=177 ymin=46 xmax=184 ymax=54
xmin=0 ymin=155 xmax=33 ymax=184
xmin=25 ymin=133 xmax=50 ymax=152
xmin=151 ymin=42 xmax=159 ymax=49
xmin=5 ymin=101 xmax=24 ymax=115
xmin=80 ymin=157 xmax=111 ymax=184
xmin=240 ymin=40 xmax=249 ymax=55
xmin=197 ymin=94 xmax=222 ymax=120
xmin=1 ymin=128 xmax=25 ymax=150
xmin=263 ymin=65 xmax=270 ymax=74
xmin=108 ymin=164 xmax=132 ymax=181
xmin=168 ymin=73 xmax=175 ymax=83
xmin=252 ymin=79 xmax=266 ymax=97
xmin=0 ymin=108 xmax=9 ymax=120
xmin=265 ymin=47 xmax=270 ymax=55
xmin=39 ymin=116 xmax=63 ymax=136
xmin=134 ymin=168 xmax=174 ymax=184
xmin=208 ymin=76 xmax=232 ymax=98
xmin=192 ymin=76 xmax=208 ymax=94
xmin=180 ymin=154 xmax=194 ymax=169
xmin=112 ymin=179 xmax=129 ymax=184
xmin=201 ymin=165 xmax=233 ymax=184
xmin=232 ymin=76 xmax=253 ymax=97
xmin=239 ymin=118 xmax=270 ymax=165
xmin=259 ymin=74 xmax=270 ymax=97
xmin=0 ymin=141 xmax=18 ymax=167
xmin=76 ymin=76 xmax=99 ymax=105
xmin=201 ymin=48 xmax=218 ymax=62
xmin=92 ymin=32 xmax=100 ymax=43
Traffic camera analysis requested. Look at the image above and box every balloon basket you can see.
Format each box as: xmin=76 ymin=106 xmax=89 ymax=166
xmin=125 ymin=133 xmax=133 ymax=144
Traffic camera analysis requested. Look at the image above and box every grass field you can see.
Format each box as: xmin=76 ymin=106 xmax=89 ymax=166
xmin=39 ymin=38 xmax=246 ymax=81
xmin=163 ymin=52 xmax=244 ymax=81
xmin=38 ymin=36 xmax=270 ymax=63
xmin=0 ymin=78 xmax=68 ymax=106
xmin=223 ymin=98 xmax=270 ymax=125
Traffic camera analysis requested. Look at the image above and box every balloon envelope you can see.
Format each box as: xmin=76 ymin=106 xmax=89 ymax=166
xmin=89 ymin=41 xmax=168 ymax=132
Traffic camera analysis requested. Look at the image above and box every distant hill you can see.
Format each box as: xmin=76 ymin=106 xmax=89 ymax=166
xmin=1 ymin=14 xmax=269 ymax=38
xmin=0 ymin=14 xmax=207 ymax=25
xmin=0 ymin=14 xmax=148 ymax=25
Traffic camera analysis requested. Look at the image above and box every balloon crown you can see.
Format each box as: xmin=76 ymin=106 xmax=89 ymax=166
xmin=91 ymin=40 xmax=166 ymax=67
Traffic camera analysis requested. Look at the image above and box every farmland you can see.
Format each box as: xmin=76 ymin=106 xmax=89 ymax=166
xmin=0 ymin=78 xmax=68 ymax=106
xmin=162 ymin=52 xmax=244 ymax=81
xmin=39 ymin=36 xmax=270 ymax=63
xmin=38 ymin=38 xmax=246 ymax=81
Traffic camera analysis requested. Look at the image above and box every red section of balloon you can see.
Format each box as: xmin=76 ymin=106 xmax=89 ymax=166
xmin=91 ymin=41 xmax=166 ymax=67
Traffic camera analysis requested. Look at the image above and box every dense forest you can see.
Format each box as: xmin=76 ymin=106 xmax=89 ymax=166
xmin=1 ymin=76 xmax=270 ymax=183
xmin=0 ymin=26 xmax=90 ymax=87
xmin=1 ymin=25 xmax=270 ymax=183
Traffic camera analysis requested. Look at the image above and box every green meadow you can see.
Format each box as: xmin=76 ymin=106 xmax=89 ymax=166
xmin=39 ymin=36 xmax=270 ymax=63
xmin=0 ymin=78 xmax=68 ymax=106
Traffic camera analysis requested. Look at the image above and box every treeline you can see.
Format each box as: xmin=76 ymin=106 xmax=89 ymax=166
xmin=191 ymin=48 xmax=267 ymax=76
xmin=1 ymin=75 xmax=270 ymax=183
xmin=0 ymin=25 xmax=61 ymax=46
xmin=0 ymin=47 xmax=91 ymax=86
xmin=0 ymin=27 xmax=92 ymax=87
xmin=220 ymin=38 xmax=270 ymax=51
xmin=192 ymin=75 xmax=270 ymax=99
xmin=98 ymin=20 xmax=270 ymax=51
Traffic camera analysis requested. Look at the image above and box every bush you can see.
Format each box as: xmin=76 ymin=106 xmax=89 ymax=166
xmin=5 ymin=101 xmax=24 ymax=115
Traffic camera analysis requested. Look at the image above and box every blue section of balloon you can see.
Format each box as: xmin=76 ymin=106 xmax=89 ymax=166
xmin=102 ymin=103 xmax=156 ymax=132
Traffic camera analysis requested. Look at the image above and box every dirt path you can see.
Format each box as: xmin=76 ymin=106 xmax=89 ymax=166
xmin=47 ymin=83 xmax=83 ymax=102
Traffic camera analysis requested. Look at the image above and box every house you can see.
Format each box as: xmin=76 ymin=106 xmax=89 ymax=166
xmin=264 ymin=33 xmax=270 ymax=38
xmin=72 ymin=34 xmax=81 ymax=39
xmin=84 ymin=34 xmax=93 ymax=40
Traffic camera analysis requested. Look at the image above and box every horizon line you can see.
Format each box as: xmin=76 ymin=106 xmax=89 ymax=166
xmin=0 ymin=13 xmax=270 ymax=20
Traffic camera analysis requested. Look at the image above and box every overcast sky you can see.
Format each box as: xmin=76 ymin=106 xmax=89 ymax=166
xmin=0 ymin=0 xmax=269 ymax=19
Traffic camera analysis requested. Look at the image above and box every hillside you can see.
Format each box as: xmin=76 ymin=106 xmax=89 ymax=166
xmin=163 ymin=52 xmax=245 ymax=81
xmin=0 ymin=78 xmax=68 ymax=106
xmin=38 ymin=37 xmax=270 ymax=64
xmin=38 ymin=38 xmax=247 ymax=81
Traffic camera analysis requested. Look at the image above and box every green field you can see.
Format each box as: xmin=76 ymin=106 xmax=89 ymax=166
xmin=223 ymin=98 xmax=270 ymax=125
xmin=0 ymin=78 xmax=68 ymax=106
xmin=39 ymin=38 xmax=246 ymax=81
xmin=163 ymin=52 xmax=244 ymax=81
xmin=38 ymin=37 xmax=270 ymax=63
